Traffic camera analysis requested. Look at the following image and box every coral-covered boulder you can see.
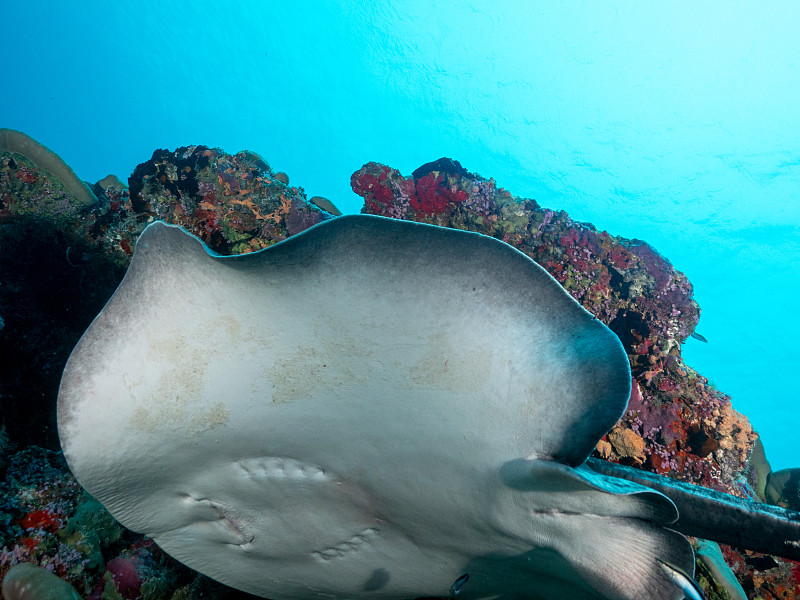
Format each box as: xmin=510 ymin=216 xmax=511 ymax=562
xmin=2 ymin=562 xmax=82 ymax=600
xmin=128 ymin=146 xmax=329 ymax=255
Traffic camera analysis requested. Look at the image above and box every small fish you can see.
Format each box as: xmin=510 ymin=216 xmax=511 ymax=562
xmin=657 ymin=559 xmax=706 ymax=600
xmin=450 ymin=573 xmax=469 ymax=596
xmin=690 ymin=332 xmax=708 ymax=343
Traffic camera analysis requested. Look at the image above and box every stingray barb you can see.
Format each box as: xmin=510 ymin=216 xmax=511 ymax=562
xmin=58 ymin=215 xmax=800 ymax=600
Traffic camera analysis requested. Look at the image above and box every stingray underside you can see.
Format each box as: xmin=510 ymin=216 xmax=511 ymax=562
xmin=58 ymin=215 xmax=692 ymax=599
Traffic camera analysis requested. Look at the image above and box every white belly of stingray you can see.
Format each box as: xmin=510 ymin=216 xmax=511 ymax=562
xmin=58 ymin=216 xmax=694 ymax=600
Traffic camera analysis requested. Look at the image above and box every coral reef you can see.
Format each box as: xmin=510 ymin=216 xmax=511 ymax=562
xmin=0 ymin=445 xmax=259 ymax=599
xmin=0 ymin=129 xmax=98 ymax=211
xmin=0 ymin=139 xmax=330 ymax=454
xmin=1 ymin=135 xmax=131 ymax=451
xmin=126 ymin=146 xmax=328 ymax=255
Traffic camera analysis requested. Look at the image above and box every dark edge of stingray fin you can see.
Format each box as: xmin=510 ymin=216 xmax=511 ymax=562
xmin=585 ymin=458 xmax=800 ymax=560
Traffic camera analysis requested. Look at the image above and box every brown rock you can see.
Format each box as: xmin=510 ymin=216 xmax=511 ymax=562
xmin=608 ymin=427 xmax=647 ymax=464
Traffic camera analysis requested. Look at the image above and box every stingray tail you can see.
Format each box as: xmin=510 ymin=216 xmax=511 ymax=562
xmin=585 ymin=458 xmax=800 ymax=561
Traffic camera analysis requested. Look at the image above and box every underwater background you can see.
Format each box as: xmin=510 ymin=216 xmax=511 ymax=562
xmin=2 ymin=3 xmax=799 ymax=481
xmin=2 ymin=2 xmax=800 ymax=599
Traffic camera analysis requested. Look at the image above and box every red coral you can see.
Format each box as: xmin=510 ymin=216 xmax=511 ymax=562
xmin=411 ymin=173 xmax=467 ymax=215
xmin=350 ymin=163 xmax=397 ymax=214
xmin=790 ymin=560 xmax=800 ymax=586
xmin=608 ymin=243 xmax=633 ymax=269
xmin=560 ymin=229 xmax=581 ymax=247
xmin=20 ymin=537 xmax=38 ymax=551
xmin=14 ymin=166 xmax=38 ymax=183
xmin=542 ymin=260 xmax=566 ymax=281
xmin=20 ymin=509 xmax=61 ymax=532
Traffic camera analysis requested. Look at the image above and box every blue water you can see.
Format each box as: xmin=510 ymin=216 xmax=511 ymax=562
xmin=2 ymin=1 xmax=798 ymax=470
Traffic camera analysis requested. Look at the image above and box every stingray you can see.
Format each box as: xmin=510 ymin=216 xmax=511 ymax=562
xmin=57 ymin=215 xmax=800 ymax=600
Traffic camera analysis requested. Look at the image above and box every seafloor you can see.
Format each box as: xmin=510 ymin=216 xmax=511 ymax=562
xmin=0 ymin=132 xmax=798 ymax=599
